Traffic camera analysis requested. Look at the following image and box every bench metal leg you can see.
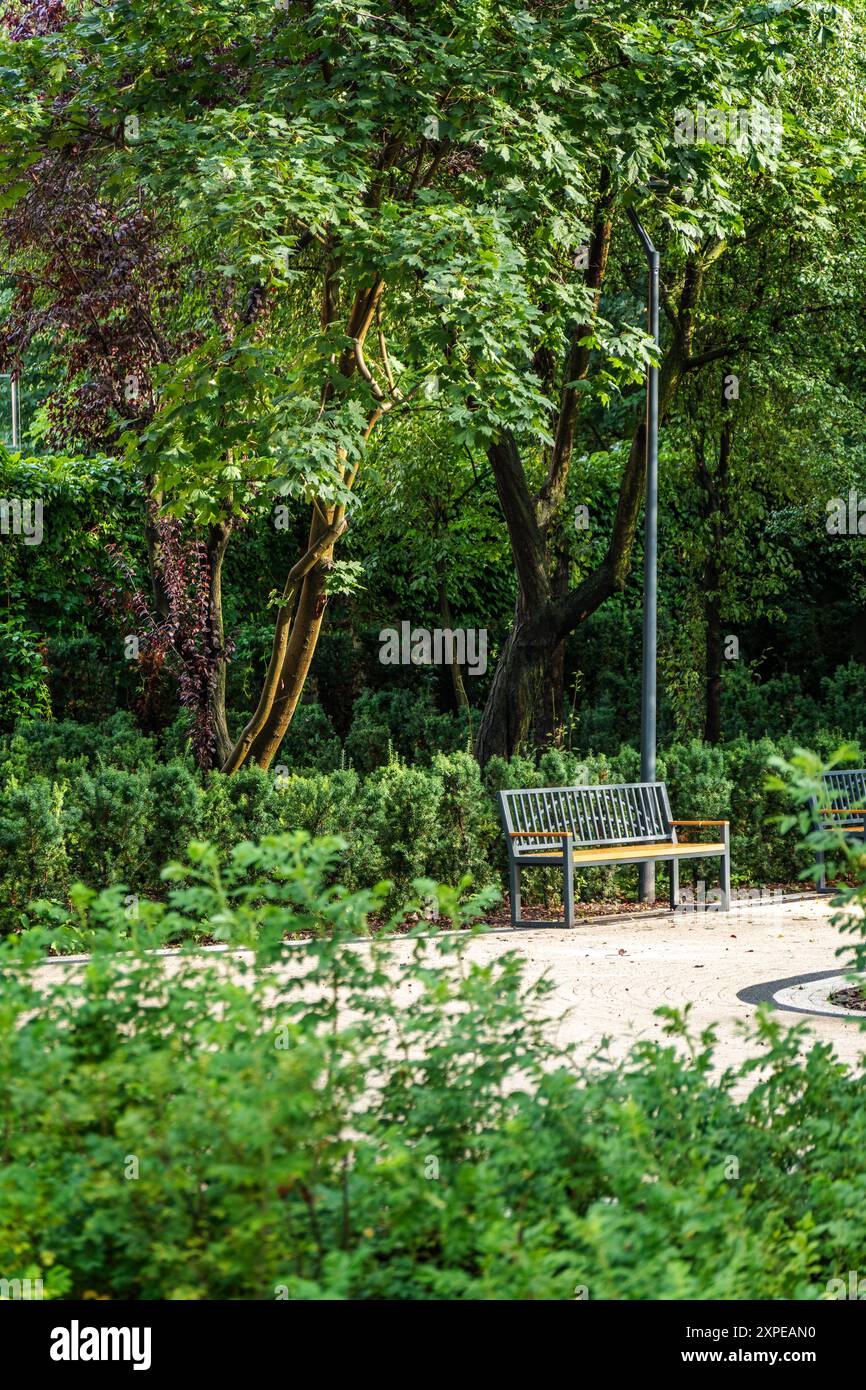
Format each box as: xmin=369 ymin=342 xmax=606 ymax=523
xmin=508 ymin=858 xmax=575 ymax=929
xmin=816 ymin=847 xmax=827 ymax=891
xmin=562 ymin=839 xmax=574 ymax=928
xmin=509 ymin=860 xmax=522 ymax=926
xmin=720 ymin=832 xmax=731 ymax=911
xmin=669 ymin=858 xmax=679 ymax=911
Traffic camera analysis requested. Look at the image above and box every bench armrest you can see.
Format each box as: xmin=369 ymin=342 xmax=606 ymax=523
xmin=670 ymin=819 xmax=728 ymax=827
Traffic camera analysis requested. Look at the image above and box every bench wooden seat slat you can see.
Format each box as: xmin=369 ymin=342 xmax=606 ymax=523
xmin=523 ymin=840 xmax=727 ymax=865
xmin=499 ymin=781 xmax=731 ymax=927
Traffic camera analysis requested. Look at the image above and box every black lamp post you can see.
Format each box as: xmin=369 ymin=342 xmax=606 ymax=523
xmin=626 ymin=206 xmax=660 ymax=904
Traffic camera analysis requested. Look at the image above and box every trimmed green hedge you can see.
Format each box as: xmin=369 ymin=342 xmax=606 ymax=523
xmin=1 ymin=713 xmax=842 ymax=936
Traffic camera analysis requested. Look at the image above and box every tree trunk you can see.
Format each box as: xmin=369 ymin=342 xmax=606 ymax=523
xmin=699 ymin=408 xmax=732 ymax=744
xmin=205 ymin=519 xmax=233 ymax=768
xmin=246 ymin=542 xmax=334 ymax=769
xmin=531 ymin=637 xmax=565 ymax=747
xmin=438 ymin=573 xmax=471 ymax=716
xmin=530 ymin=544 xmax=568 ymax=747
xmin=473 ymin=608 xmax=560 ymax=766
xmin=473 ymin=429 xmax=645 ymax=765
xmin=221 ymin=511 xmax=346 ymax=773
xmin=144 ymin=478 xmax=170 ymax=621
xmin=474 ymin=349 xmax=684 ymax=765
xmin=221 ymin=275 xmax=384 ymax=775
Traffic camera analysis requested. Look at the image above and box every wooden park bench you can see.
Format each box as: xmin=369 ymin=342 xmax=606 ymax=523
xmin=810 ymin=769 xmax=866 ymax=889
xmin=498 ymin=781 xmax=731 ymax=927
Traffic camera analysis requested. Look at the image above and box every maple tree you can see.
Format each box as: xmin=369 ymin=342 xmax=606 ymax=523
xmin=2 ymin=1 xmax=864 ymax=769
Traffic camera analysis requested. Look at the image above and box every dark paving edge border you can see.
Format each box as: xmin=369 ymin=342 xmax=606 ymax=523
xmin=737 ymin=969 xmax=864 ymax=1019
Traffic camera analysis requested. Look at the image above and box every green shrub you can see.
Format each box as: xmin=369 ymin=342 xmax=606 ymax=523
xmin=344 ymin=687 xmax=467 ymax=772
xmin=660 ymin=740 xmax=733 ymax=890
xmin=158 ymin=711 xmax=200 ymax=763
xmin=65 ymin=766 xmax=153 ymax=890
xmin=726 ymin=737 xmax=805 ymax=884
xmin=347 ymin=759 xmax=445 ymax=905
xmin=660 ymin=739 xmax=732 ymax=818
xmin=428 ymin=751 xmax=498 ymax=890
xmin=817 ymin=660 xmax=866 ymax=743
xmin=0 ymin=776 xmax=69 ymax=932
xmin=721 ymin=662 xmax=866 ymax=746
xmin=273 ymin=767 xmax=361 ymax=842
xmin=481 ymin=751 xmax=539 ymax=797
xmin=0 ymin=711 xmax=156 ymax=782
xmin=0 ymin=616 xmax=51 ymax=728
xmin=272 ymin=702 xmax=343 ymax=773
xmin=200 ymin=764 xmax=284 ymax=855
xmin=146 ymin=762 xmax=204 ymax=877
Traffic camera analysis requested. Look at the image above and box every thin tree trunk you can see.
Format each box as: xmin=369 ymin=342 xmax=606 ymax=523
xmin=438 ymin=573 xmax=471 ymax=715
xmin=144 ymin=477 xmax=170 ymax=621
xmin=221 ymin=274 xmax=384 ymax=775
xmin=205 ymin=519 xmax=233 ymax=768
xmin=221 ymin=513 xmax=346 ymax=773
xmin=246 ymin=534 xmax=335 ymax=769
xmin=699 ymin=408 xmax=732 ymax=744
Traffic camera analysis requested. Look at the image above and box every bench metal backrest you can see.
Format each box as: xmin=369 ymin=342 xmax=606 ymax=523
xmin=815 ymin=769 xmax=866 ymax=827
xmin=500 ymin=782 xmax=673 ymax=856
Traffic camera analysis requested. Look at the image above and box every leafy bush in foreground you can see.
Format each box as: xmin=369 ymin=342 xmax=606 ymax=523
xmin=1 ymin=830 xmax=866 ymax=1300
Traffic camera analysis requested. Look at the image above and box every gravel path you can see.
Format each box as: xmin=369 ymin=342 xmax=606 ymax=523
xmin=450 ymin=895 xmax=866 ymax=1072
xmin=30 ymin=895 xmax=866 ymax=1076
